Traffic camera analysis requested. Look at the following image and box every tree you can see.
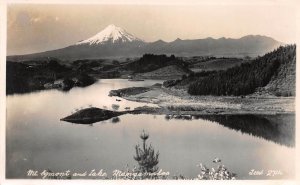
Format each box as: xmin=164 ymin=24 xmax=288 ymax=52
xmin=112 ymin=60 xmax=120 ymax=66
xmin=133 ymin=130 xmax=159 ymax=175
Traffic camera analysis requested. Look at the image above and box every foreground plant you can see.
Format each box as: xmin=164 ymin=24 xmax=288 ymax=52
xmin=133 ymin=130 xmax=160 ymax=179
xmin=196 ymin=159 xmax=236 ymax=180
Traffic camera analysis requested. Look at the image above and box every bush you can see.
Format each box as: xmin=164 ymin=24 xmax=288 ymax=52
xmin=62 ymin=78 xmax=75 ymax=91
xmin=133 ymin=131 xmax=159 ymax=176
xmin=196 ymin=161 xmax=236 ymax=180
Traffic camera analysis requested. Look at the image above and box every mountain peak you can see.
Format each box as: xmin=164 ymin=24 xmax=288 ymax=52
xmin=76 ymin=24 xmax=143 ymax=45
xmin=174 ymin=38 xmax=182 ymax=42
xmin=106 ymin=24 xmax=117 ymax=28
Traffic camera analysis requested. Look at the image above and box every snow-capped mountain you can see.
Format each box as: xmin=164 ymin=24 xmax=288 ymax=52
xmin=76 ymin=24 xmax=143 ymax=45
xmin=7 ymin=24 xmax=283 ymax=61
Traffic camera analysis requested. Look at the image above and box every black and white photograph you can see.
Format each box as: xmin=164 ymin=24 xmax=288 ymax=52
xmin=0 ymin=0 xmax=299 ymax=184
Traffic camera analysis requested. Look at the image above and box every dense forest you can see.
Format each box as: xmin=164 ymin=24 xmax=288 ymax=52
xmin=6 ymin=60 xmax=69 ymax=94
xmin=6 ymin=60 xmax=95 ymax=94
xmin=188 ymin=45 xmax=296 ymax=96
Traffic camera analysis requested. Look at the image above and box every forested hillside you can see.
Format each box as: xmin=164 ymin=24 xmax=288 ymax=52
xmin=256 ymin=47 xmax=296 ymax=96
xmin=126 ymin=54 xmax=190 ymax=73
xmin=188 ymin=45 xmax=295 ymax=96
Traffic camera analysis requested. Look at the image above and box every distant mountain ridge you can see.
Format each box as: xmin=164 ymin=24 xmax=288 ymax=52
xmin=142 ymin=35 xmax=282 ymax=57
xmin=7 ymin=24 xmax=283 ymax=61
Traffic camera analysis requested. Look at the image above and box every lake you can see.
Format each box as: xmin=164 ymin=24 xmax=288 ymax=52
xmin=6 ymin=79 xmax=295 ymax=179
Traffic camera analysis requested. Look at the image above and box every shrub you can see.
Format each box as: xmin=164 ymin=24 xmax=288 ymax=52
xmin=133 ymin=130 xmax=159 ymax=176
xmin=196 ymin=160 xmax=236 ymax=180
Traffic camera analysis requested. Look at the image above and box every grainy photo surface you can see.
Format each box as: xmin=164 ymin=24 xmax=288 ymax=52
xmin=4 ymin=1 xmax=297 ymax=181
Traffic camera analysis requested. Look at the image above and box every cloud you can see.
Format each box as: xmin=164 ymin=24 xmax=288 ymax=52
xmin=29 ymin=16 xmax=60 ymax=24
xmin=30 ymin=17 xmax=42 ymax=23
xmin=30 ymin=16 xmax=60 ymax=23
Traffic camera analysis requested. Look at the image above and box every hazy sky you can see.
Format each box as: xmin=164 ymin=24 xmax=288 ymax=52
xmin=7 ymin=2 xmax=297 ymax=55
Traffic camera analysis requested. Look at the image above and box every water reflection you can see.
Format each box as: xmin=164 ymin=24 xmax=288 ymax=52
xmin=165 ymin=114 xmax=295 ymax=147
xmin=111 ymin=117 xmax=120 ymax=124
xmin=6 ymin=79 xmax=295 ymax=179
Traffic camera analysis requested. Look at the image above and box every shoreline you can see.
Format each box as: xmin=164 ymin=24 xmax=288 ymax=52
xmin=110 ymin=85 xmax=295 ymax=115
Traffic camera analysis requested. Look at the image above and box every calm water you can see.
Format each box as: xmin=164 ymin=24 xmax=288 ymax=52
xmin=6 ymin=79 xmax=295 ymax=179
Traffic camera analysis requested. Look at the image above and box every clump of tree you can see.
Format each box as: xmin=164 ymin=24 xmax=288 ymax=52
xmin=6 ymin=59 xmax=71 ymax=94
xmin=6 ymin=58 xmax=97 ymax=94
xmin=126 ymin=54 xmax=190 ymax=73
xmin=175 ymin=70 xmax=217 ymax=87
xmin=73 ymin=74 xmax=96 ymax=87
xmin=133 ymin=130 xmax=159 ymax=177
xmin=61 ymin=78 xmax=75 ymax=91
xmin=188 ymin=45 xmax=295 ymax=96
